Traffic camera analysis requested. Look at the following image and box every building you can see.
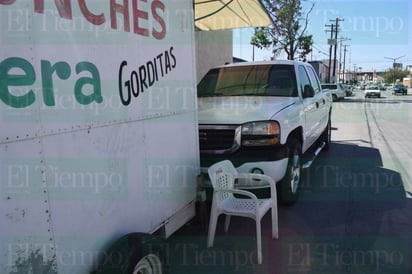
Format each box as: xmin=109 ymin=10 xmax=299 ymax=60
xmin=309 ymin=61 xmax=329 ymax=83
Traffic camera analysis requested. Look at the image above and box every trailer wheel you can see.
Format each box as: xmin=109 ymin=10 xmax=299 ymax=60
xmin=280 ymin=139 xmax=302 ymax=204
xmin=132 ymin=253 xmax=163 ymax=274
xmin=96 ymin=233 xmax=166 ymax=274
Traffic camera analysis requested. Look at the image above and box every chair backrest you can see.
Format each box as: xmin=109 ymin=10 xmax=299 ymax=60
xmin=214 ymin=172 xmax=236 ymax=202
xmin=208 ymin=160 xmax=238 ymax=187
xmin=208 ymin=160 xmax=239 ymax=203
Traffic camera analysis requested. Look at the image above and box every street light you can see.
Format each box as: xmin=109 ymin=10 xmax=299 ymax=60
xmin=384 ymin=55 xmax=405 ymax=84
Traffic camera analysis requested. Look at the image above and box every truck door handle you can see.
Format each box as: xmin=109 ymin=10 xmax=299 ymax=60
xmin=316 ymin=102 xmax=319 ymax=108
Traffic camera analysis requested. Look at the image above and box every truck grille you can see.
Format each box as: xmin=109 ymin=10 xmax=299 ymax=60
xmin=199 ymin=125 xmax=240 ymax=153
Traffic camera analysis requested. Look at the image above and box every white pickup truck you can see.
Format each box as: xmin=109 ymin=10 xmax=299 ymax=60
xmin=198 ymin=60 xmax=332 ymax=203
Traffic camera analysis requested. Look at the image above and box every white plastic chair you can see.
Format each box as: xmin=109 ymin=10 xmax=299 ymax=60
xmin=207 ymin=160 xmax=278 ymax=264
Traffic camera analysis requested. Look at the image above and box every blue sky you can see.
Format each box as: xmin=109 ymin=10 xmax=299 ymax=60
xmin=233 ymin=0 xmax=411 ymax=72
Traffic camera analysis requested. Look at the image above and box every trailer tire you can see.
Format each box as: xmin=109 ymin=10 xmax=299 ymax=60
xmin=280 ymin=139 xmax=302 ymax=204
xmin=96 ymin=232 xmax=166 ymax=274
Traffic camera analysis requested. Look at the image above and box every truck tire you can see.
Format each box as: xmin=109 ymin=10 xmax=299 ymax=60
xmin=96 ymin=233 xmax=166 ymax=274
xmin=321 ymin=116 xmax=331 ymax=151
xmin=280 ymin=139 xmax=302 ymax=204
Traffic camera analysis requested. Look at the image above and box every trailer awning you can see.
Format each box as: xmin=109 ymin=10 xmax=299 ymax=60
xmin=194 ymin=0 xmax=273 ymax=31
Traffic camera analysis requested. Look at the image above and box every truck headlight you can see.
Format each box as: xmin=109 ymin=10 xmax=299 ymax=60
xmin=241 ymin=121 xmax=280 ymax=146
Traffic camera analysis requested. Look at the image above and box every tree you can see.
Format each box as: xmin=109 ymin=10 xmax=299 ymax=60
xmin=383 ymin=68 xmax=409 ymax=84
xmin=251 ymin=0 xmax=314 ymax=61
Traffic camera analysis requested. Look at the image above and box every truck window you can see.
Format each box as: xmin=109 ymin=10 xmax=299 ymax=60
xmin=267 ymin=65 xmax=298 ymax=97
xmin=306 ymin=66 xmax=321 ymax=94
xmin=298 ymin=65 xmax=312 ymax=97
xmin=197 ymin=68 xmax=219 ymax=96
xmin=197 ymin=64 xmax=298 ymax=97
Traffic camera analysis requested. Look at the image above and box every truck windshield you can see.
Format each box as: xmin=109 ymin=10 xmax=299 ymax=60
xmin=197 ymin=64 xmax=298 ymax=97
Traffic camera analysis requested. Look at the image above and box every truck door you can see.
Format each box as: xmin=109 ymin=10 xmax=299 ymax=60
xmin=298 ymin=65 xmax=323 ymax=151
xmin=306 ymin=65 xmax=329 ymax=139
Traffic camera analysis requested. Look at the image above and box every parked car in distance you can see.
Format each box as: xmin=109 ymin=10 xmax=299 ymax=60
xmin=364 ymin=85 xmax=381 ymax=98
xmin=342 ymin=84 xmax=353 ymax=97
xmin=384 ymin=83 xmax=393 ymax=90
xmin=321 ymin=83 xmax=346 ymax=101
xmin=393 ymin=84 xmax=408 ymax=95
xmin=359 ymin=83 xmax=367 ymax=90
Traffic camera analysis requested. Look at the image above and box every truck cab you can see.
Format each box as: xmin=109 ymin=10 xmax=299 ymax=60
xmin=197 ymin=60 xmax=332 ymax=202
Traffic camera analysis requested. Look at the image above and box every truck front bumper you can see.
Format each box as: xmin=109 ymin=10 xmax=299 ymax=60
xmin=200 ymin=145 xmax=289 ymax=183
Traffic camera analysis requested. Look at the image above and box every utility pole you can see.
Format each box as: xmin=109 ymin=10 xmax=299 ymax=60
xmin=325 ymin=23 xmax=334 ymax=83
xmin=331 ymin=18 xmax=344 ymax=82
xmin=339 ymin=37 xmax=351 ymax=82
xmin=343 ymin=44 xmax=348 ymax=83
xmin=353 ymin=64 xmax=357 ymax=83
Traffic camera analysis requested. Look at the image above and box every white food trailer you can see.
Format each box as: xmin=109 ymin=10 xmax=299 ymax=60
xmin=0 ymin=1 xmax=272 ymax=273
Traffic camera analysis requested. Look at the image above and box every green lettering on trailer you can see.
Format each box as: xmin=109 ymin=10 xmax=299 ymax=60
xmin=0 ymin=57 xmax=36 ymax=108
xmin=0 ymin=57 xmax=103 ymax=108
xmin=74 ymin=62 xmax=103 ymax=105
xmin=41 ymin=60 xmax=71 ymax=106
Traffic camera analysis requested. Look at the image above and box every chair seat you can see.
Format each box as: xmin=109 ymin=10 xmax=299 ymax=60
xmin=220 ymin=198 xmax=272 ymax=218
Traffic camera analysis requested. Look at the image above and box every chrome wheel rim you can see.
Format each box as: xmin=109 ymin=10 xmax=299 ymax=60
xmin=290 ymin=155 xmax=301 ymax=194
xmin=132 ymin=254 xmax=162 ymax=274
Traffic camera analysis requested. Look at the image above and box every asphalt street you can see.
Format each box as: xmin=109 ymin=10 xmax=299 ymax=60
xmin=168 ymin=89 xmax=412 ymax=274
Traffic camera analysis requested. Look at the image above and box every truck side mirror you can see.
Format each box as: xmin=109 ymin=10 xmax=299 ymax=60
xmin=303 ymin=85 xmax=315 ymax=98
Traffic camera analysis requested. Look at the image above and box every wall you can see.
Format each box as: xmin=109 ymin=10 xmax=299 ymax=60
xmin=403 ymin=77 xmax=411 ymax=88
xmin=195 ymin=30 xmax=233 ymax=83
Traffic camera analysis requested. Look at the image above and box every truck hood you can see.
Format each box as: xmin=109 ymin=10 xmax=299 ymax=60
xmin=198 ymin=96 xmax=298 ymax=124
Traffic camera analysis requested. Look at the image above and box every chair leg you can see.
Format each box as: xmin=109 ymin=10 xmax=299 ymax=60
xmin=207 ymin=204 xmax=218 ymax=247
xmin=256 ymin=219 xmax=262 ymax=264
xmin=224 ymin=215 xmax=231 ymax=232
xmin=272 ymin=205 xmax=279 ymax=239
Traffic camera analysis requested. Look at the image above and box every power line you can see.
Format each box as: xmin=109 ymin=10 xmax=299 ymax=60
xmin=313 ymin=44 xmax=328 ymax=56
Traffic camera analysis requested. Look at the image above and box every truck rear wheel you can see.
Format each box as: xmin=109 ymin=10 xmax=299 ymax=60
xmin=321 ymin=116 xmax=331 ymax=151
xmin=96 ymin=233 xmax=165 ymax=274
xmin=280 ymin=139 xmax=302 ymax=204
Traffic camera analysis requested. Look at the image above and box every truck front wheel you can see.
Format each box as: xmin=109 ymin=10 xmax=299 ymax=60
xmin=280 ymin=139 xmax=302 ymax=204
